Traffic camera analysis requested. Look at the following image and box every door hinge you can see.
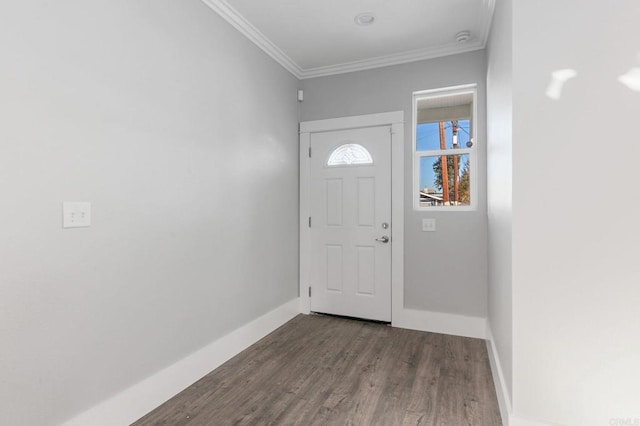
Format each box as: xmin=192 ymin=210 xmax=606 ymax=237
xmin=308 ymin=286 xmax=312 ymax=297
xmin=308 ymin=217 xmax=311 ymax=227
xmin=308 ymin=146 xmax=312 ymax=157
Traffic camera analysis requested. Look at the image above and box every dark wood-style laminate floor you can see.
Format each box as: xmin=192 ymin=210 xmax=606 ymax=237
xmin=134 ymin=314 xmax=502 ymax=426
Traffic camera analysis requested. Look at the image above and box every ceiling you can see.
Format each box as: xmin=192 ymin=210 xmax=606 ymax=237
xmin=202 ymin=0 xmax=495 ymax=79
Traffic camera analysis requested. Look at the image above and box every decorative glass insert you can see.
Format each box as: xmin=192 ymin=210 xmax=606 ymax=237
xmin=327 ymin=143 xmax=373 ymax=166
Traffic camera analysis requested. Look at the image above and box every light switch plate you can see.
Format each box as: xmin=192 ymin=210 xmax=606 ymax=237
xmin=422 ymin=218 xmax=436 ymax=232
xmin=63 ymin=202 xmax=91 ymax=228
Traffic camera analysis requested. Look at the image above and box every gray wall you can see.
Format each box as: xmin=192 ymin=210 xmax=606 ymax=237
xmin=0 ymin=1 xmax=299 ymax=424
xmin=511 ymin=1 xmax=640 ymax=424
xmin=301 ymin=51 xmax=488 ymax=318
xmin=486 ymin=0 xmax=513 ymax=404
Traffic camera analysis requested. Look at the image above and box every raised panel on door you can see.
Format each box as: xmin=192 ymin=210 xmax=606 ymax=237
xmin=326 ymin=245 xmax=343 ymax=292
xmin=356 ymin=246 xmax=375 ymax=295
xmin=325 ymin=179 xmax=343 ymax=227
xmin=357 ymin=177 xmax=375 ymax=228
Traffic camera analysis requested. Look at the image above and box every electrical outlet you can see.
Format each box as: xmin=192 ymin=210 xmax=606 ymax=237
xmin=422 ymin=218 xmax=436 ymax=232
xmin=63 ymin=202 xmax=91 ymax=228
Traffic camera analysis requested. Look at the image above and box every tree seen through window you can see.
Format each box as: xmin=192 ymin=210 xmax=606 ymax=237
xmin=417 ymin=120 xmax=471 ymax=206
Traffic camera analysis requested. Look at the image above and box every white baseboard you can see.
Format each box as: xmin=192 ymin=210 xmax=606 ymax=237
xmin=486 ymin=325 xmax=512 ymax=426
xmin=392 ymin=307 xmax=487 ymax=339
xmin=510 ymin=416 xmax=558 ymax=426
xmin=486 ymin=326 xmax=557 ymax=426
xmin=62 ymin=298 xmax=300 ymax=426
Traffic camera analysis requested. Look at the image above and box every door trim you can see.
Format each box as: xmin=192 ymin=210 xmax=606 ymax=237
xmin=299 ymin=111 xmax=404 ymax=324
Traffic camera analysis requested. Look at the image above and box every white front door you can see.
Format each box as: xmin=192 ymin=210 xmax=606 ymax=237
xmin=309 ymin=125 xmax=392 ymax=322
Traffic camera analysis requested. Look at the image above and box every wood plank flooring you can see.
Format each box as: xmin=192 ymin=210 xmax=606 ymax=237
xmin=133 ymin=314 xmax=502 ymax=426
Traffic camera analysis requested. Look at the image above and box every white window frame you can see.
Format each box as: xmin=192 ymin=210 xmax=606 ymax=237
xmin=412 ymin=84 xmax=478 ymax=211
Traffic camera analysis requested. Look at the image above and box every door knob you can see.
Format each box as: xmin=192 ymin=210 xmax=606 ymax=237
xmin=375 ymin=236 xmax=390 ymax=243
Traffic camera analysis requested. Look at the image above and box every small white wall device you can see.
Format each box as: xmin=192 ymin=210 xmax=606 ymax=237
xmin=63 ymin=202 xmax=91 ymax=228
xmin=422 ymin=218 xmax=436 ymax=232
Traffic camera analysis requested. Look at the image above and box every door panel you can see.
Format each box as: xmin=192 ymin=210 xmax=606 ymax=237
xmin=326 ymin=245 xmax=343 ymax=292
xmin=309 ymin=125 xmax=391 ymax=321
xmin=326 ymin=179 xmax=343 ymax=226
xmin=356 ymin=246 xmax=375 ymax=295
xmin=357 ymin=177 xmax=375 ymax=227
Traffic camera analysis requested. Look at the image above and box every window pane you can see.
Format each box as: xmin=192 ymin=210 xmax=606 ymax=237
xmin=418 ymin=154 xmax=471 ymax=207
xmin=327 ymin=143 xmax=373 ymax=166
xmin=416 ymin=120 xmax=471 ymax=151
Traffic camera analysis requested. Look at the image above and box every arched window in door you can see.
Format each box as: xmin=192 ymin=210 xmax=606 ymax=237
xmin=326 ymin=143 xmax=373 ymax=166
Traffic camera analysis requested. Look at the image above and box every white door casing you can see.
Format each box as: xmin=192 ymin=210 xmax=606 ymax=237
xmin=309 ymin=126 xmax=391 ymax=321
xmin=299 ymin=111 xmax=404 ymax=324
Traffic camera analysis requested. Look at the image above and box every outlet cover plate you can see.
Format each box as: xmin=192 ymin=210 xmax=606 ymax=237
xmin=63 ymin=202 xmax=91 ymax=228
xmin=422 ymin=218 xmax=436 ymax=232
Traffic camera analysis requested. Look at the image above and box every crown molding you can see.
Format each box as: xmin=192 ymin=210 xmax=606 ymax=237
xmin=480 ymin=0 xmax=497 ymax=50
xmin=297 ymin=42 xmax=485 ymax=79
xmin=202 ymin=0 xmax=495 ymax=81
xmin=201 ymin=0 xmax=303 ymax=78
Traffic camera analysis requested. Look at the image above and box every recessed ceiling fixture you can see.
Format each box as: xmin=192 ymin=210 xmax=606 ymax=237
xmin=455 ymin=31 xmax=471 ymax=43
xmin=354 ymin=13 xmax=375 ymax=26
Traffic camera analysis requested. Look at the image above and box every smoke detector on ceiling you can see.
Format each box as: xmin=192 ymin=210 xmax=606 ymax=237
xmin=456 ymin=31 xmax=471 ymax=43
xmin=354 ymin=13 xmax=375 ymax=26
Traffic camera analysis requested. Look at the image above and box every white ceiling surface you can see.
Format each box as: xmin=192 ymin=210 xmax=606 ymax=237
xmin=202 ymin=0 xmax=496 ymax=79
